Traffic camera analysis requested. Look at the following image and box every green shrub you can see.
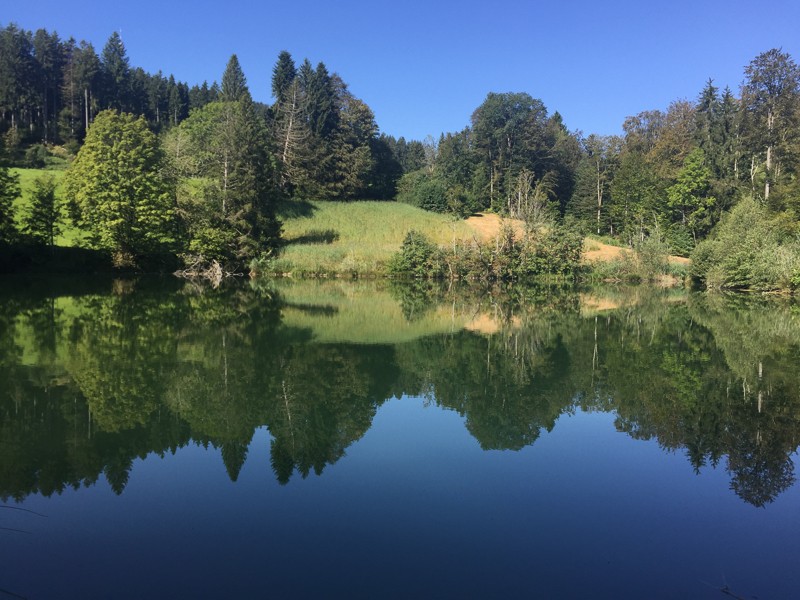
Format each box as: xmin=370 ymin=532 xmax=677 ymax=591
xmin=691 ymin=198 xmax=800 ymax=291
xmin=25 ymin=144 xmax=48 ymax=168
xmin=390 ymin=223 xmax=583 ymax=282
xmin=396 ymin=170 xmax=449 ymax=213
xmin=388 ymin=230 xmax=444 ymax=278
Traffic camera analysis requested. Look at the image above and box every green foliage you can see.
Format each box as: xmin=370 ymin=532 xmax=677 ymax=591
xmin=692 ymin=198 xmax=800 ymax=291
xmin=168 ymin=95 xmax=282 ymax=266
xmin=666 ymin=148 xmax=716 ymax=243
xmin=588 ymin=233 xmax=677 ymax=283
xmin=99 ymin=32 xmax=131 ymax=112
xmin=389 ymin=223 xmax=583 ymax=281
xmin=0 ymin=139 xmax=21 ymax=243
xmin=609 ymin=153 xmax=665 ymax=246
xmin=396 ymin=169 xmax=449 ymax=213
xmin=63 ymin=110 xmax=177 ymax=266
xmin=220 ymin=54 xmax=249 ymax=102
xmin=271 ymin=51 xmax=296 ymax=103
xmin=24 ymin=143 xmax=48 ymax=168
xmin=387 ymin=230 xmax=444 ymax=278
xmin=21 ymin=173 xmax=60 ymax=245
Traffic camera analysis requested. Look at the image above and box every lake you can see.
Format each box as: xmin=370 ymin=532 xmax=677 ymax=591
xmin=1 ymin=276 xmax=799 ymax=599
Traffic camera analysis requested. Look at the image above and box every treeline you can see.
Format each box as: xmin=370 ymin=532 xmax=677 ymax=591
xmin=0 ymin=22 xmax=412 ymax=198
xmin=2 ymin=21 xmax=799 ymax=287
xmin=0 ymin=24 xmax=215 ymax=150
xmin=397 ymin=49 xmax=800 ymax=290
xmin=0 ymin=22 xmax=421 ymax=269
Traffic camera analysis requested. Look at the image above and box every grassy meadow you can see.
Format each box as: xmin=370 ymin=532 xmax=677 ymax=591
xmin=11 ymin=166 xmax=87 ymax=246
xmin=271 ymin=199 xmax=476 ymax=276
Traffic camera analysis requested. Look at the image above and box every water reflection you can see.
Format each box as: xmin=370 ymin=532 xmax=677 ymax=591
xmin=0 ymin=277 xmax=798 ymax=506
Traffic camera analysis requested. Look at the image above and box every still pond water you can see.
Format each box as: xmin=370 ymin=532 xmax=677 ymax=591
xmin=1 ymin=276 xmax=799 ymax=599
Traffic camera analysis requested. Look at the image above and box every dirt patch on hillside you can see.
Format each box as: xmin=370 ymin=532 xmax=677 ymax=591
xmin=583 ymin=240 xmax=630 ymax=263
xmin=465 ymin=213 xmax=525 ymax=242
xmin=465 ymin=215 xmax=691 ymax=265
xmin=583 ymin=239 xmax=690 ymax=265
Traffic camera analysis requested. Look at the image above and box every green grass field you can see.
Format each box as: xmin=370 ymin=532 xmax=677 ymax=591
xmin=11 ymin=167 xmax=87 ymax=246
xmin=273 ymin=199 xmax=474 ymax=275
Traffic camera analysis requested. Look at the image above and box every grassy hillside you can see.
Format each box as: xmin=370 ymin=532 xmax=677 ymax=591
xmin=272 ymin=199 xmax=475 ymax=275
xmin=11 ymin=167 xmax=86 ymax=246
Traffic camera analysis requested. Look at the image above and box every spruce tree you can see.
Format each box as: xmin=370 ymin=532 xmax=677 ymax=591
xmin=271 ymin=51 xmax=296 ymax=103
xmin=22 ymin=174 xmax=60 ymax=246
xmin=220 ymin=54 xmax=249 ymax=102
xmin=100 ymin=32 xmax=131 ymax=111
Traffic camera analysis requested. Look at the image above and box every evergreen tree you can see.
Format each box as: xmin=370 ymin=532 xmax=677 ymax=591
xmin=72 ymin=40 xmax=100 ymax=134
xmin=147 ymin=71 xmax=167 ymax=126
xmin=568 ymin=134 xmax=619 ymax=234
xmin=609 ymin=152 xmax=664 ymax=245
xmin=99 ymin=32 xmax=131 ymax=112
xmin=169 ymin=57 xmax=281 ymax=265
xmin=21 ymin=174 xmax=60 ymax=245
xmin=32 ymin=28 xmax=65 ymax=143
xmin=0 ymin=23 xmax=37 ymax=135
xmin=220 ymin=54 xmax=249 ymax=102
xmin=271 ymin=50 xmax=296 ymax=103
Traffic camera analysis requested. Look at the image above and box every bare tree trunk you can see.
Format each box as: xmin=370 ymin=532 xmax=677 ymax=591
xmin=282 ymin=85 xmax=297 ymax=164
xmin=84 ymin=88 xmax=89 ymax=132
xmin=595 ymin=158 xmax=602 ymax=235
xmin=765 ymin=110 xmax=773 ymax=201
xmin=222 ymin=154 xmax=229 ymax=216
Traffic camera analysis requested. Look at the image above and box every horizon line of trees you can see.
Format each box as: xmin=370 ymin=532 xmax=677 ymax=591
xmin=1 ymin=20 xmax=799 ymax=287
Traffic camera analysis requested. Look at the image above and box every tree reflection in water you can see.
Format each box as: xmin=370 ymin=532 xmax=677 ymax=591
xmin=0 ymin=278 xmax=798 ymax=506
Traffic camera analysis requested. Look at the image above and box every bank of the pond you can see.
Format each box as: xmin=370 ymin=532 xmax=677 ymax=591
xmin=257 ymin=201 xmax=690 ymax=285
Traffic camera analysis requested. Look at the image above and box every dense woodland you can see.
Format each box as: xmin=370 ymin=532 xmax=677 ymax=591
xmin=1 ymin=23 xmax=799 ymax=288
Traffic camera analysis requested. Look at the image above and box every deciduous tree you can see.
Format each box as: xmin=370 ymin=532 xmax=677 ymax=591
xmin=64 ymin=110 xmax=177 ymax=265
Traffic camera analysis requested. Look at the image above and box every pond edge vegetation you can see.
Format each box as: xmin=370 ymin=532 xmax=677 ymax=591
xmin=0 ymin=23 xmax=797 ymax=293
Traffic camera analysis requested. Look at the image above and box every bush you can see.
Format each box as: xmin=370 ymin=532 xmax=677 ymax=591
xmin=396 ymin=170 xmax=449 ymax=213
xmin=25 ymin=144 xmax=48 ymax=168
xmin=691 ymin=198 xmax=800 ymax=291
xmin=389 ymin=223 xmax=583 ymax=282
xmin=387 ymin=230 xmax=444 ymax=278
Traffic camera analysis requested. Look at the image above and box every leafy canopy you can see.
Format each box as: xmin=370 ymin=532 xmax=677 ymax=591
xmin=64 ymin=110 xmax=177 ymax=265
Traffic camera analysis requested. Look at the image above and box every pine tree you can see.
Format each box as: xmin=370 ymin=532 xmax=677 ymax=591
xmin=22 ymin=174 xmax=60 ymax=246
xmin=100 ymin=32 xmax=130 ymax=111
xmin=271 ymin=50 xmax=296 ymax=103
xmin=220 ymin=54 xmax=249 ymax=102
xmin=32 ymin=28 xmax=65 ymax=143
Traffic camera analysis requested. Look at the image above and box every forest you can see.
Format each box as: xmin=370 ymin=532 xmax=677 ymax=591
xmin=0 ymin=23 xmax=799 ymax=290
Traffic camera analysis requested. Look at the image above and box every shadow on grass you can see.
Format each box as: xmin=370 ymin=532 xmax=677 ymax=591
xmin=286 ymin=229 xmax=340 ymax=245
xmin=277 ymin=199 xmax=317 ymax=219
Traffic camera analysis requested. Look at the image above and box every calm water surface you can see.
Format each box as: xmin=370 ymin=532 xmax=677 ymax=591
xmin=1 ymin=277 xmax=799 ymax=599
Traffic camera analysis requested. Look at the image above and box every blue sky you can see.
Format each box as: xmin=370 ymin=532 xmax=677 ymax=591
xmin=6 ymin=0 xmax=800 ymax=140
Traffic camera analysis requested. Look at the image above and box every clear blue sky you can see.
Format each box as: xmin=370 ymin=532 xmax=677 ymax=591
xmin=6 ymin=0 xmax=800 ymax=141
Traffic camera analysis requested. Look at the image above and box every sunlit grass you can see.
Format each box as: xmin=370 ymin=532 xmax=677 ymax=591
xmin=272 ymin=279 xmax=470 ymax=343
xmin=273 ymin=199 xmax=475 ymax=275
xmin=11 ymin=167 xmax=87 ymax=247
